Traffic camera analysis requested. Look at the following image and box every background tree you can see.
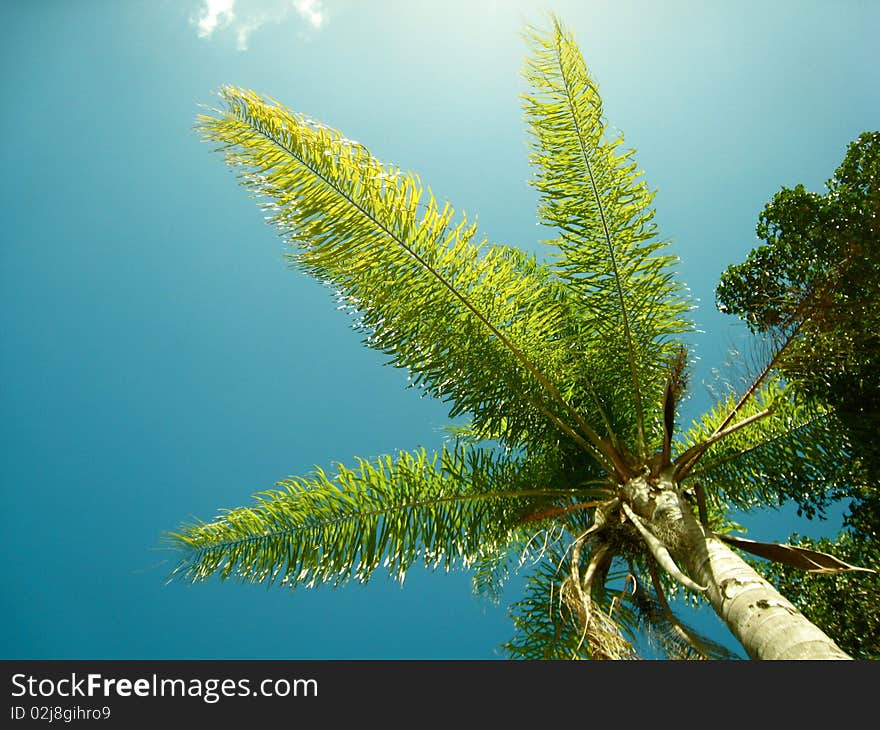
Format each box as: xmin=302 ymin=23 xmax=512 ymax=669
xmin=716 ymin=132 xmax=880 ymax=658
xmin=757 ymin=528 xmax=878 ymax=660
xmin=168 ymin=17 xmax=871 ymax=660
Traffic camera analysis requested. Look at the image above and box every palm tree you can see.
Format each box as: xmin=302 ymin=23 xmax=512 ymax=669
xmin=168 ymin=16 xmax=872 ymax=660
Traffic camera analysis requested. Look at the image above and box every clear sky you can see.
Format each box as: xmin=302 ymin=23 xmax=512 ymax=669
xmin=1 ymin=0 xmax=877 ymax=659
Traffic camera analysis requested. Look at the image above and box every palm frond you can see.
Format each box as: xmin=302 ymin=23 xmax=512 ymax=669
xmin=677 ymin=380 xmax=863 ymax=516
xmin=502 ymin=545 xmax=639 ymax=660
xmin=718 ymin=534 xmax=876 ymax=574
xmin=629 ymin=578 xmax=742 ymax=660
xmin=196 ymin=87 xmax=623 ymax=471
xmin=469 ymin=450 xmax=613 ymax=604
xmin=167 ymin=444 xmax=591 ymax=589
xmin=522 ymin=17 xmax=693 ymax=457
xmin=470 ymin=526 xmax=565 ymax=604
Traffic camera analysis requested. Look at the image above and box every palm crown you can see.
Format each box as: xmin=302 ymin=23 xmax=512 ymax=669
xmin=168 ymin=17 xmax=867 ymax=659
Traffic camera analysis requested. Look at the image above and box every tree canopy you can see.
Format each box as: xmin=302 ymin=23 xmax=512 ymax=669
xmin=716 ymin=131 xmax=879 ymax=658
xmin=167 ymin=18 xmax=872 ymax=660
xmin=717 ymin=133 xmax=878 ymax=488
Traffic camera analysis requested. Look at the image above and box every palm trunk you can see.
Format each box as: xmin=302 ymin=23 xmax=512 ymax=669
xmin=623 ymin=475 xmax=851 ymax=660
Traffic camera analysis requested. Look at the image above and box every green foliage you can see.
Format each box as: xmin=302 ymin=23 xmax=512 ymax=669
xmin=197 ymin=88 xmax=610 ymax=459
xmin=717 ymin=132 xmax=878 ymax=333
xmin=716 ymin=131 xmax=880 ymax=498
xmin=716 ymin=131 xmax=879 ymax=657
xmin=678 ymin=378 xmax=863 ymax=518
xmin=751 ymin=528 xmax=880 ymax=659
xmin=169 ymin=16 xmax=870 ymax=660
xmin=627 ymin=584 xmax=743 ymax=660
xmin=503 ymin=545 xmax=638 ymax=660
xmin=522 ymin=18 xmax=692 ymax=456
xmin=176 ymin=16 xmax=697 ymax=600
xmin=169 ymin=443 xmax=584 ymax=588
xmin=504 ymin=547 xmax=742 ymax=660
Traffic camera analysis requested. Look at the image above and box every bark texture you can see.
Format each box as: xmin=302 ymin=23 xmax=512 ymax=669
xmin=622 ymin=474 xmax=851 ymax=660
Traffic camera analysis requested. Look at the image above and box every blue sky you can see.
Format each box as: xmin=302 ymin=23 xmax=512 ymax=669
xmin=1 ymin=0 xmax=877 ymax=659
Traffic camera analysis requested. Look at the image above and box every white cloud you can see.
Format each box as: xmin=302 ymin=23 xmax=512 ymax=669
xmin=192 ymin=0 xmax=326 ymax=50
xmin=294 ymin=0 xmax=324 ymax=29
xmin=196 ymin=0 xmax=235 ymax=39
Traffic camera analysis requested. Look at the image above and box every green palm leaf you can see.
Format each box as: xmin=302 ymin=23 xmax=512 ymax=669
xmin=522 ymin=17 xmax=693 ymax=456
xmin=677 ymin=380 xmax=862 ymax=516
xmin=470 ymin=530 xmax=549 ymax=605
xmin=168 ymin=444 xmax=593 ymax=589
xmin=197 ymin=87 xmax=619 ymax=469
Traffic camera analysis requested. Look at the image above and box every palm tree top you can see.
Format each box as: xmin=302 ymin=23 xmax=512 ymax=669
xmin=168 ymin=16 xmax=868 ymax=660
